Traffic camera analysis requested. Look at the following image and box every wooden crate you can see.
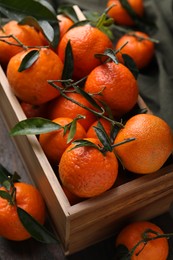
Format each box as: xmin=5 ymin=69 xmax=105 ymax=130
xmin=0 ymin=65 xmax=173 ymax=255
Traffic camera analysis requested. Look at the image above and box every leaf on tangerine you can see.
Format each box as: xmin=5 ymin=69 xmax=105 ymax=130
xmin=0 ymin=0 xmax=57 ymax=21
xmin=10 ymin=117 xmax=62 ymax=136
xmin=119 ymin=0 xmax=157 ymax=33
xmin=12 ymin=171 xmax=21 ymax=183
xmin=93 ymin=121 xmax=112 ymax=152
xmin=0 ymin=190 xmax=13 ymax=204
xmin=18 ymin=50 xmax=40 ymax=72
xmin=62 ymin=40 xmax=74 ymax=81
xmin=73 ymin=85 xmax=103 ymax=112
xmin=95 ymin=48 xmax=118 ymax=64
xmin=57 ymin=4 xmax=80 ymax=23
xmin=122 ymin=54 xmax=139 ymax=79
xmin=119 ymin=0 xmax=141 ymax=21
xmin=113 ymin=244 xmax=130 ymax=260
xmin=17 ymin=207 xmax=59 ymax=244
xmin=67 ymin=119 xmax=77 ymax=144
xmin=19 ymin=16 xmax=59 ymax=49
xmin=2 ymin=180 xmax=11 ymax=191
xmin=110 ymin=124 xmax=120 ymax=143
xmin=0 ymin=163 xmax=13 ymax=185
xmin=64 ymin=115 xmax=85 ymax=143
xmin=71 ymin=139 xmax=100 ymax=151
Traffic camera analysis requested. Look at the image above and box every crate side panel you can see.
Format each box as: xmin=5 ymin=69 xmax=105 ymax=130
xmin=67 ymin=166 xmax=173 ymax=253
xmin=0 ymin=66 xmax=71 ymax=250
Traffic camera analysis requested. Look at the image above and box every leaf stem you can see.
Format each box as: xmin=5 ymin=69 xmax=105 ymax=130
xmin=127 ymin=229 xmax=173 ymax=258
xmin=48 ymin=80 xmax=124 ymax=128
xmin=113 ymin=25 xmax=159 ymax=44
xmin=112 ymin=137 xmax=135 ymax=148
xmin=0 ymin=34 xmax=49 ymax=49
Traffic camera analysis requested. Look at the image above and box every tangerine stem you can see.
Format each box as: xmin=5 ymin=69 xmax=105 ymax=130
xmin=127 ymin=230 xmax=173 ymax=258
xmin=48 ymin=80 xmax=124 ymax=128
xmin=0 ymin=34 xmax=49 ymax=49
xmin=115 ymin=41 xmax=129 ymax=54
xmin=113 ymin=25 xmax=159 ymax=43
xmin=112 ymin=137 xmax=135 ymax=148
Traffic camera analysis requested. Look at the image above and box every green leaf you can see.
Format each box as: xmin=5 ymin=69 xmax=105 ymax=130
xmin=63 ymin=115 xmax=85 ymax=143
xmin=113 ymin=244 xmax=130 ymax=260
xmin=62 ymin=40 xmax=74 ymax=81
xmin=110 ymin=124 xmax=120 ymax=143
xmin=119 ymin=0 xmax=157 ymax=34
xmin=18 ymin=50 xmax=40 ymax=72
xmin=71 ymin=139 xmax=100 ymax=151
xmin=12 ymin=171 xmax=21 ymax=183
xmin=57 ymin=4 xmax=79 ymax=23
xmin=122 ymin=54 xmax=139 ymax=79
xmin=119 ymin=0 xmax=142 ymax=24
xmin=10 ymin=117 xmax=63 ymax=136
xmin=95 ymin=48 xmax=118 ymax=64
xmin=0 ymin=0 xmax=57 ymax=21
xmin=67 ymin=118 xmax=77 ymax=144
xmin=36 ymin=0 xmax=56 ymax=15
xmin=0 ymin=190 xmax=13 ymax=204
xmin=0 ymin=0 xmax=60 ymax=48
xmin=18 ymin=16 xmax=58 ymax=48
xmin=17 ymin=207 xmax=59 ymax=244
xmin=0 ymin=164 xmax=12 ymax=184
xmin=73 ymin=85 xmax=103 ymax=112
xmin=104 ymin=48 xmax=119 ymax=64
xmin=69 ymin=20 xmax=90 ymax=30
xmin=93 ymin=121 xmax=112 ymax=152
xmin=2 ymin=180 xmax=11 ymax=191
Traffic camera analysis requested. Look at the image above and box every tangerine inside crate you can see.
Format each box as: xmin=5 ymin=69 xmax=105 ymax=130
xmin=0 ymin=65 xmax=173 ymax=255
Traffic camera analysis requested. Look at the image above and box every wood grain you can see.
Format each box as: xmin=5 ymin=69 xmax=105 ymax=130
xmin=0 ymin=111 xmax=173 ymax=259
xmin=1 ymin=59 xmax=173 ymax=254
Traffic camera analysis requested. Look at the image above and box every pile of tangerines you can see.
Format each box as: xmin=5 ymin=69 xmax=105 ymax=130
xmin=0 ymin=0 xmax=173 ymax=258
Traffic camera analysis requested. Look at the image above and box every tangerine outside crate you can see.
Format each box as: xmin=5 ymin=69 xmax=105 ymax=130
xmin=0 ymin=65 xmax=173 ymax=255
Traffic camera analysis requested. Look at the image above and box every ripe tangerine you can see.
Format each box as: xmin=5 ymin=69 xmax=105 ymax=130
xmin=57 ymin=24 xmax=113 ymax=79
xmin=59 ymin=138 xmax=119 ymax=198
xmin=115 ymin=31 xmax=155 ymax=69
xmin=107 ymin=0 xmax=144 ymax=26
xmin=114 ymin=113 xmax=173 ymax=174
xmin=115 ymin=221 xmax=169 ymax=260
xmin=84 ymin=62 xmax=139 ymax=118
xmin=0 ymin=182 xmax=46 ymax=241
xmin=39 ymin=117 xmax=86 ymax=164
xmin=7 ymin=47 xmax=64 ymax=105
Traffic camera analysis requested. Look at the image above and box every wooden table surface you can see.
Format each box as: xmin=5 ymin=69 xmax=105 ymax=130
xmin=0 ymin=113 xmax=173 ymax=260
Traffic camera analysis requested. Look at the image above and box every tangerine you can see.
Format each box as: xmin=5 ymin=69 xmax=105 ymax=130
xmin=115 ymin=221 xmax=169 ymax=260
xmin=47 ymin=92 xmax=97 ymax=131
xmin=57 ymin=14 xmax=74 ymax=39
xmin=114 ymin=113 xmax=173 ymax=174
xmin=0 ymin=182 xmax=46 ymax=241
xmin=39 ymin=117 xmax=86 ymax=164
xmin=59 ymin=138 xmax=118 ymax=198
xmin=0 ymin=20 xmax=42 ymax=68
xmin=57 ymin=24 xmax=113 ymax=79
xmin=107 ymin=0 xmax=144 ymax=26
xmin=62 ymin=185 xmax=84 ymax=206
xmin=115 ymin=31 xmax=155 ymax=69
xmin=84 ymin=62 xmax=139 ymax=118
xmin=20 ymin=101 xmax=47 ymax=118
xmin=7 ymin=47 xmax=64 ymax=105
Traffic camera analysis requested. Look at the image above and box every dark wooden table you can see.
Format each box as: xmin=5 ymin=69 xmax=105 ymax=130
xmin=0 ymin=113 xmax=173 ymax=260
